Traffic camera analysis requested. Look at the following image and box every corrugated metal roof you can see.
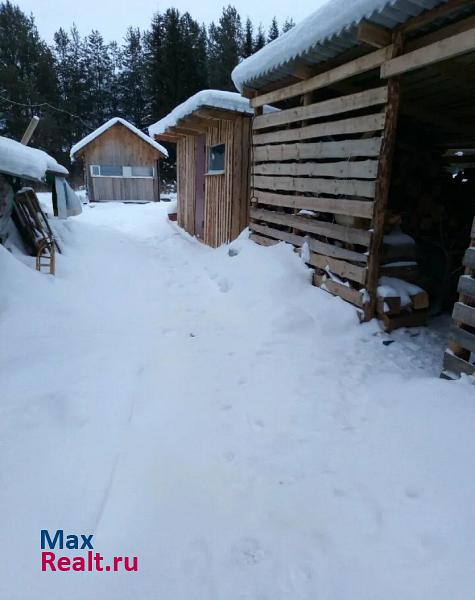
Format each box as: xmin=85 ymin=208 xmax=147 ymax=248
xmin=232 ymin=0 xmax=459 ymax=92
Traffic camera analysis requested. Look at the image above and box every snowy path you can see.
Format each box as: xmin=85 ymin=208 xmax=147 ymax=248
xmin=1 ymin=202 xmax=474 ymax=600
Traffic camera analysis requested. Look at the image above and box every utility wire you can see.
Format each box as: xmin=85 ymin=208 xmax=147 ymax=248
xmin=0 ymin=94 xmax=88 ymax=126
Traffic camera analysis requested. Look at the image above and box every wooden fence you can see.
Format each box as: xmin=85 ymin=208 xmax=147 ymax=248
xmin=250 ymin=85 xmax=390 ymax=312
xmin=442 ymin=217 xmax=475 ymax=379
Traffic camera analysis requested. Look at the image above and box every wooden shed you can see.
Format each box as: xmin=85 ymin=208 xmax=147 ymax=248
xmin=149 ymin=90 xmax=275 ymax=247
xmin=71 ymin=118 xmax=168 ymax=202
xmin=233 ymin=0 xmax=475 ymax=379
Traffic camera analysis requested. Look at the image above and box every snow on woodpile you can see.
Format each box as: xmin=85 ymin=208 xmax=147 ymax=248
xmin=232 ymin=0 xmax=449 ymax=91
xmin=378 ymin=275 xmax=424 ymax=307
xmin=148 ymin=90 xmax=277 ymax=137
xmin=0 ymin=135 xmax=68 ymax=182
xmin=70 ymin=117 xmax=168 ymax=160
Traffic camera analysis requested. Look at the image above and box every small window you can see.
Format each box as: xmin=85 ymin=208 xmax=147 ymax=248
xmin=100 ymin=165 xmax=123 ymax=177
xmin=90 ymin=165 xmax=100 ymax=176
xmin=132 ymin=166 xmax=154 ymax=177
xmin=123 ymin=166 xmax=133 ymax=177
xmin=208 ymin=144 xmax=225 ymax=174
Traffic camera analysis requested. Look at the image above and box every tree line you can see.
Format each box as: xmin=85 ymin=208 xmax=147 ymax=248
xmin=0 ymin=1 xmax=294 ymax=179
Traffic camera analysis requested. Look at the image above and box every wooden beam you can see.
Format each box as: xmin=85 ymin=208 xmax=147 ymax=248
xmin=169 ymin=125 xmax=203 ymax=136
xmin=358 ymin=21 xmax=392 ymax=48
xmin=252 ymin=189 xmax=374 ymax=219
xmin=251 ymin=207 xmax=371 ymax=246
xmin=154 ymin=133 xmax=179 ymax=143
xmin=253 ymin=174 xmax=376 ymax=198
xmin=407 ymin=14 xmax=475 ymax=52
xmin=253 ymin=113 xmax=386 ymax=145
xmin=365 ymin=33 xmax=403 ymax=321
xmin=250 ymin=222 xmax=368 ymax=263
xmin=253 ymin=159 xmax=378 ymax=179
xmin=253 ymin=138 xmax=383 ymax=162
xmin=21 ymin=115 xmax=40 ymax=145
xmin=313 ymin=273 xmax=364 ymax=308
xmin=381 ymin=28 xmax=475 ymax=78
xmin=398 ymin=0 xmax=474 ymax=35
xmin=195 ymin=107 xmax=243 ymax=121
xmin=253 ymin=86 xmax=388 ymax=130
xmin=251 ymin=46 xmax=393 ymax=107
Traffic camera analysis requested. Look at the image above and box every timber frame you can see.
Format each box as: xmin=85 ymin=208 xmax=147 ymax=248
xmin=246 ymin=0 xmax=475 ymax=334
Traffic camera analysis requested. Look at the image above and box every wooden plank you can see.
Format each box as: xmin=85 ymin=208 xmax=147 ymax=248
xmin=253 ymin=113 xmax=386 ymax=145
xmin=313 ymin=273 xmax=364 ymax=307
xmin=253 ymin=138 xmax=383 ymax=162
xmin=463 ymin=247 xmax=475 ymax=269
xmin=250 ymin=222 xmax=368 ymax=263
xmin=308 ymin=252 xmax=367 ymax=284
xmin=450 ymin=326 xmax=475 ymax=354
xmin=458 ymin=274 xmax=475 ymax=297
xmin=250 ymin=206 xmax=371 ymax=246
xmin=252 ymin=159 xmax=378 ymax=179
xmin=249 ymin=232 xmax=279 ymax=246
xmin=453 ymin=301 xmax=475 ymax=328
xmin=357 ymin=21 xmax=392 ymax=48
xmin=364 ymin=34 xmax=403 ymax=321
xmin=408 ymin=15 xmax=475 ymax=52
xmin=443 ymin=351 xmax=475 ymax=377
xmin=399 ymin=0 xmax=474 ymax=35
xmin=381 ymin=28 xmax=475 ymax=78
xmin=252 ymin=189 xmax=374 ymax=219
xmin=252 ymin=46 xmax=393 ymax=107
xmin=253 ymin=174 xmax=376 ymax=199
xmin=253 ymin=87 xmax=388 ymax=130
xmin=381 ymin=309 xmax=428 ymax=332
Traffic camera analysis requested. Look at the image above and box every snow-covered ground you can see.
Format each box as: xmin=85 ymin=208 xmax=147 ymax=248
xmin=1 ymin=200 xmax=474 ymax=600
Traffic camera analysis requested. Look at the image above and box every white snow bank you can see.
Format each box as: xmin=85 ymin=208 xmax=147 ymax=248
xmin=71 ymin=117 xmax=168 ymax=160
xmin=148 ymin=90 xmax=277 ymax=137
xmin=1 ymin=201 xmax=475 ymax=600
xmin=0 ymin=135 xmax=68 ymax=181
xmin=232 ymin=0 xmax=446 ymax=90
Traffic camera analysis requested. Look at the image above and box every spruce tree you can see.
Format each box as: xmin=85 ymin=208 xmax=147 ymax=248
xmin=119 ymin=28 xmax=148 ymax=130
xmin=0 ymin=1 xmax=59 ymax=148
xmin=267 ymin=17 xmax=279 ymax=42
xmin=208 ymin=6 xmax=243 ymax=90
xmin=242 ymin=18 xmax=254 ymax=58
xmin=282 ymin=18 xmax=295 ymax=33
xmin=254 ymin=25 xmax=266 ymax=52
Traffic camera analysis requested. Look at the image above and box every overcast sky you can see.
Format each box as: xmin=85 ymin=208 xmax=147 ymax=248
xmin=17 ymin=0 xmax=321 ymax=42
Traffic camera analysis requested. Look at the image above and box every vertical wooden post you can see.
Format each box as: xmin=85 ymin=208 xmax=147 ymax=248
xmin=364 ymin=33 xmax=404 ymax=321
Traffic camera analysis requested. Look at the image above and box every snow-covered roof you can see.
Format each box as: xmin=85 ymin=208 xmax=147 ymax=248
xmin=148 ymin=90 xmax=277 ymax=137
xmin=0 ymin=136 xmax=68 ymax=182
xmin=70 ymin=117 xmax=168 ymax=159
xmin=232 ymin=0 xmax=451 ymax=91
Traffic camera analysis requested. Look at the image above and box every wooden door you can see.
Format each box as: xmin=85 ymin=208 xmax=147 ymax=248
xmin=194 ymin=134 xmax=206 ymax=239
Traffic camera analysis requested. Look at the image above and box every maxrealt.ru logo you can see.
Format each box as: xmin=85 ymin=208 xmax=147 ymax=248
xmin=41 ymin=530 xmax=138 ymax=572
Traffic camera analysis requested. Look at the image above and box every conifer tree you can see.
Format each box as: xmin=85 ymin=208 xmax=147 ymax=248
xmin=119 ymin=28 xmax=148 ymax=129
xmin=254 ymin=25 xmax=266 ymax=52
xmin=267 ymin=17 xmax=279 ymax=42
xmin=242 ymin=18 xmax=254 ymax=58
xmin=282 ymin=17 xmax=295 ymax=33
xmin=208 ymin=6 xmax=243 ymax=90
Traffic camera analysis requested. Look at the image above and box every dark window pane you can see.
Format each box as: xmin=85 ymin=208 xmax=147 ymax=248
xmin=208 ymin=144 xmax=225 ymax=172
xmin=100 ymin=165 xmax=123 ymax=176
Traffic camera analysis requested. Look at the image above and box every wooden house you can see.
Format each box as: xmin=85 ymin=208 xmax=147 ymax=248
xmin=232 ymin=0 xmax=475 ymax=379
xmin=149 ymin=90 xmax=276 ymax=247
xmin=71 ymin=118 xmax=168 ymax=202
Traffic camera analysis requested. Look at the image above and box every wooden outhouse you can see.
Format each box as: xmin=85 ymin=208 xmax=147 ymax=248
xmin=71 ymin=118 xmax=168 ymax=202
xmin=149 ymin=90 xmax=275 ymax=247
xmin=233 ymin=0 xmax=475 ymax=379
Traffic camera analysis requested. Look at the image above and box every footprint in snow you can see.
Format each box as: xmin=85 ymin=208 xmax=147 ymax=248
xmin=231 ymin=537 xmax=265 ymax=567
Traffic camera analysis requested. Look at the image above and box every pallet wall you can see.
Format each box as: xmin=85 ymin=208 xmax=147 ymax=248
xmin=249 ymin=86 xmax=390 ymax=309
xmin=442 ymin=217 xmax=475 ymax=379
